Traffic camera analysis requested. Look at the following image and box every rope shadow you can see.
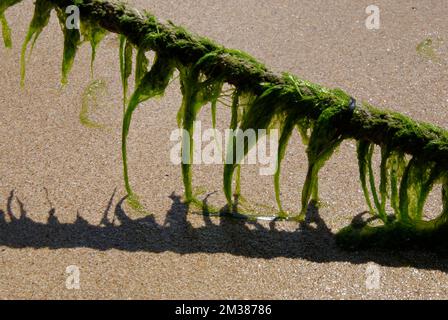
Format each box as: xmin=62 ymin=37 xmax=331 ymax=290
xmin=0 ymin=189 xmax=447 ymax=272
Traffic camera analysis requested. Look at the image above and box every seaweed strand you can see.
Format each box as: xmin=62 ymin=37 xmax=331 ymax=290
xmin=56 ymin=6 xmax=81 ymax=85
xmin=274 ymin=116 xmax=295 ymax=215
xmin=122 ymin=54 xmax=175 ymax=208
xmin=20 ymin=0 xmax=54 ymax=86
xmin=119 ymin=35 xmax=133 ymax=113
xmin=0 ymin=13 xmax=12 ymax=48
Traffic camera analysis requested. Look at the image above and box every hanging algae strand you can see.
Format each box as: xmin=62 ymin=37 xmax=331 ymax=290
xmin=178 ymin=69 xmax=222 ymax=202
xmin=300 ymin=102 xmax=350 ymax=220
xmin=17 ymin=0 xmax=107 ymax=85
xmin=56 ymin=7 xmax=81 ymax=85
xmin=0 ymin=13 xmax=12 ymax=48
xmin=80 ymin=19 xmax=107 ymax=77
xmin=229 ymin=89 xmax=241 ymax=199
xmin=119 ymin=35 xmax=133 ymax=114
xmin=122 ymin=53 xmax=175 ymax=210
xmin=274 ymin=117 xmax=296 ymax=216
xmin=79 ymin=79 xmax=108 ymax=129
xmin=223 ymin=81 xmax=288 ymax=208
xmin=176 ymin=52 xmax=224 ymax=203
xmin=20 ymin=0 xmax=54 ymax=87
xmin=274 ymin=118 xmax=312 ymax=216
xmin=1 ymin=0 xmax=25 ymax=48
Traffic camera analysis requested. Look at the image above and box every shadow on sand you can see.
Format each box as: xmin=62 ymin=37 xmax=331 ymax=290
xmin=0 ymin=189 xmax=447 ymax=272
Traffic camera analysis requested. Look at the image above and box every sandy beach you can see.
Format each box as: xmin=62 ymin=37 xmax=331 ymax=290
xmin=1 ymin=0 xmax=448 ymax=299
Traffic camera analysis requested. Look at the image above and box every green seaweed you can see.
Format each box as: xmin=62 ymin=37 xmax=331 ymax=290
xmin=119 ymin=35 xmax=133 ymax=113
xmin=416 ymin=38 xmax=442 ymax=62
xmin=176 ymin=52 xmax=225 ymax=202
xmin=337 ymin=174 xmax=448 ymax=249
xmin=10 ymin=0 xmax=448 ymax=248
xmin=274 ymin=117 xmax=295 ymax=215
xmin=228 ymin=89 xmax=241 ymax=197
xmin=80 ymin=19 xmax=107 ymax=77
xmin=344 ymin=140 xmax=448 ymax=247
xmin=357 ymin=140 xmax=375 ymax=214
xmin=297 ymin=119 xmax=312 ymax=146
xmin=378 ymin=146 xmax=390 ymax=220
xmin=79 ymin=79 xmax=108 ymax=129
xmin=178 ymin=67 xmax=199 ymax=202
xmin=0 ymin=0 xmax=24 ymax=47
xmin=389 ymin=151 xmax=406 ymax=216
xmin=0 ymin=0 xmax=22 ymax=14
xmin=223 ymin=80 xmax=292 ymax=207
xmin=357 ymin=142 xmax=398 ymax=222
xmin=178 ymin=70 xmax=223 ymax=201
xmin=56 ymin=7 xmax=81 ymax=85
xmin=223 ymin=91 xmax=268 ymax=207
xmin=300 ymin=104 xmax=348 ymax=220
xmin=20 ymin=0 xmax=54 ymax=86
xmin=122 ymin=54 xmax=175 ymax=209
xmin=135 ymin=47 xmax=149 ymax=87
xmin=366 ymin=143 xmax=382 ymax=218
xmin=0 ymin=13 xmax=12 ymax=48
xmin=398 ymin=158 xmax=441 ymax=222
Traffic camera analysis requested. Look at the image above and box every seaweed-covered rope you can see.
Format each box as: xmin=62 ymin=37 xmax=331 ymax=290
xmin=2 ymin=0 xmax=448 ymax=248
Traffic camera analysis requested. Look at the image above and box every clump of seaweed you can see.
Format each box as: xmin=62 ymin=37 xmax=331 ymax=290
xmin=80 ymin=19 xmax=107 ymax=76
xmin=416 ymin=37 xmax=442 ymax=62
xmin=5 ymin=0 xmax=448 ymax=249
xmin=80 ymin=79 xmax=109 ymax=129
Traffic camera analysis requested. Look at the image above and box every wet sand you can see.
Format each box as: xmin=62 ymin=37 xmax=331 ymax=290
xmin=1 ymin=0 xmax=448 ymax=299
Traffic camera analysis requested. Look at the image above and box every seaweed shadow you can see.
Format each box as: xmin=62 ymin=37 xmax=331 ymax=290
xmin=0 ymin=189 xmax=447 ymax=272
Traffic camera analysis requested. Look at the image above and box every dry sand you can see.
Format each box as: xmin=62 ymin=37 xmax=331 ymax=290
xmin=0 ymin=0 xmax=448 ymax=299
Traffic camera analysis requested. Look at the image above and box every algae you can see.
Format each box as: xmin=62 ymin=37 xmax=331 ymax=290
xmin=80 ymin=19 xmax=107 ymax=76
xmin=7 ymin=0 xmax=448 ymax=248
xmin=79 ymin=79 xmax=109 ymax=129
xmin=20 ymin=0 xmax=54 ymax=86
xmin=56 ymin=7 xmax=81 ymax=85
xmin=122 ymin=53 xmax=175 ymax=210
xmin=416 ymin=38 xmax=442 ymax=62
xmin=0 ymin=13 xmax=12 ymax=48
